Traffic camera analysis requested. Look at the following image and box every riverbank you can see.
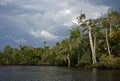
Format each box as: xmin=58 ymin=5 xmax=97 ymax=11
xmin=1 ymin=63 xmax=120 ymax=70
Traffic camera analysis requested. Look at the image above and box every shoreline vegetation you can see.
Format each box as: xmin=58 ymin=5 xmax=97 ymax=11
xmin=0 ymin=11 xmax=120 ymax=70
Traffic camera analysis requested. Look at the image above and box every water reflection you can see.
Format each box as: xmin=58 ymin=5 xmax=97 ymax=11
xmin=92 ymin=68 xmax=97 ymax=81
xmin=0 ymin=66 xmax=120 ymax=81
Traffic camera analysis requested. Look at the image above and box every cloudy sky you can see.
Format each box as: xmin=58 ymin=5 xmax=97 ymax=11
xmin=0 ymin=0 xmax=119 ymax=50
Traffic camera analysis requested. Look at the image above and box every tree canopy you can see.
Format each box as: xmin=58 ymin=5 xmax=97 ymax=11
xmin=0 ymin=11 xmax=120 ymax=69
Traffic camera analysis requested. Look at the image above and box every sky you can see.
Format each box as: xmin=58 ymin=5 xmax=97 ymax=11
xmin=0 ymin=0 xmax=120 ymax=50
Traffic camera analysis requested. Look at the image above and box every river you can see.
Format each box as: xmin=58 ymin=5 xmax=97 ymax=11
xmin=0 ymin=66 xmax=120 ymax=81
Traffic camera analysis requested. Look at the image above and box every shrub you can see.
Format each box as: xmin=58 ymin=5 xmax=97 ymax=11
xmin=98 ymin=55 xmax=120 ymax=69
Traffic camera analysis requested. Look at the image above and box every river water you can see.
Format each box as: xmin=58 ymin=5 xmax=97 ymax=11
xmin=0 ymin=66 xmax=120 ymax=81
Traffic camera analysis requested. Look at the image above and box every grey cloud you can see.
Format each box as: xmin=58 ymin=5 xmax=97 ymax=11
xmin=0 ymin=3 xmax=25 ymax=15
xmin=87 ymin=0 xmax=120 ymax=10
xmin=0 ymin=0 xmax=115 ymax=50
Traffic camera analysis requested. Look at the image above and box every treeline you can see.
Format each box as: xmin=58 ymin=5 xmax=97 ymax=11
xmin=0 ymin=11 xmax=120 ymax=69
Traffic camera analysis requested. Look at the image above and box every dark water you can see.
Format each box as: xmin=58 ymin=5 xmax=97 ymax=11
xmin=0 ymin=66 xmax=120 ymax=81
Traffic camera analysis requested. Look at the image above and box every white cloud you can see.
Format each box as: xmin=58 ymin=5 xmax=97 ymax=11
xmin=5 ymin=35 xmax=14 ymax=39
xmin=15 ymin=38 xmax=26 ymax=43
xmin=30 ymin=30 xmax=59 ymax=41
xmin=22 ymin=4 xmax=42 ymax=11
xmin=41 ymin=30 xmax=59 ymax=40
xmin=30 ymin=30 xmax=41 ymax=38
xmin=52 ymin=9 xmax=72 ymax=21
xmin=63 ymin=22 xmax=73 ymax=27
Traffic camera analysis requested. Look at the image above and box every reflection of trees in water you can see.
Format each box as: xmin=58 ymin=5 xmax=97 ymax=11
xmin=108 ymin=71 xmax=112 ymax=81
xmin=92 ymin=68 xmax=97 ymax=81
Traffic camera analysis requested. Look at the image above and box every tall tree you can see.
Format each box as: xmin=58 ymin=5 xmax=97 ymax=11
xmin=108 ymin=11 xmax=118 ymax=35
xmin=69 ymin=26 xmax=82 ymax=64
xmin=102 ymin=18 xmax=111 ymax=56
xmin=62 ymin=38 xmax=72 ymax=67
xmin=77 ymin=13 xmax=97 ymax=64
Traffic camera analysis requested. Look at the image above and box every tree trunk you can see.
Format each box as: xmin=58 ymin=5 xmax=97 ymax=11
xmin=77 ymin=38 xmax=80 ymax=64
xmin=88 ymin=25 xmax=97 ymax=64
xmin=67 ymin=53 xmax=71 ymax=67
xmin=109 ymin=21 xmax=112 ymax=35
xmin=93 ymin=35 xmax=96 ymax=60
xmin=105 ymin=29 xmax=111 ymax=56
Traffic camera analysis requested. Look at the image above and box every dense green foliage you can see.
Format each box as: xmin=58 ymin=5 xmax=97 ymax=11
xmin=97 ymin=55 xmax=120 ymax=69
xmin=0 ymin=11 xmax=120 ymax=69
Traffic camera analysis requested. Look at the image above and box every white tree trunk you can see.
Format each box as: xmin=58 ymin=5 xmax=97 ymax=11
xmin=88 ymin=25 xmax=97 ymax=64
xmin=106 ymin=29 xmax=111 ymax=56
xmin=93 ymin=35 xmax=96 ymax=60
xmin=109 ymin=20 xmax=112 ymax=35
xmin=77 ymin=38 xmax=80 ymax=64
xmin=67 ymin=53 xmax=71 ymax=67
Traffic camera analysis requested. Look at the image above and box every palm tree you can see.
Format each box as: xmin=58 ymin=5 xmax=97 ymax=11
xmin=43 ymin=40 xmax=46 ymax=48
xmin=87 ymin=22 xmax=97 ymax=64
xmin=62 ymin=38 xmax=72 ymax=67
xmin=43 ymin=40 xmax=47 ymax=57
xmin=77 ymin=13 xmax=97 ymax=64
xmin=69 ymin=26 xmax=81 ymax=64
xmin=108 ymin=11 xmax=118 ymax=35
xmin=102 ymin=18 xmax=111 ymax=56
xmin=53 ymin=42 xmax=66 ymax=65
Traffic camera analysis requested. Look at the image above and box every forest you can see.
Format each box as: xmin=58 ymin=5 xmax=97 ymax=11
xmin=0 ymin=11 xmax=120 ymax=69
